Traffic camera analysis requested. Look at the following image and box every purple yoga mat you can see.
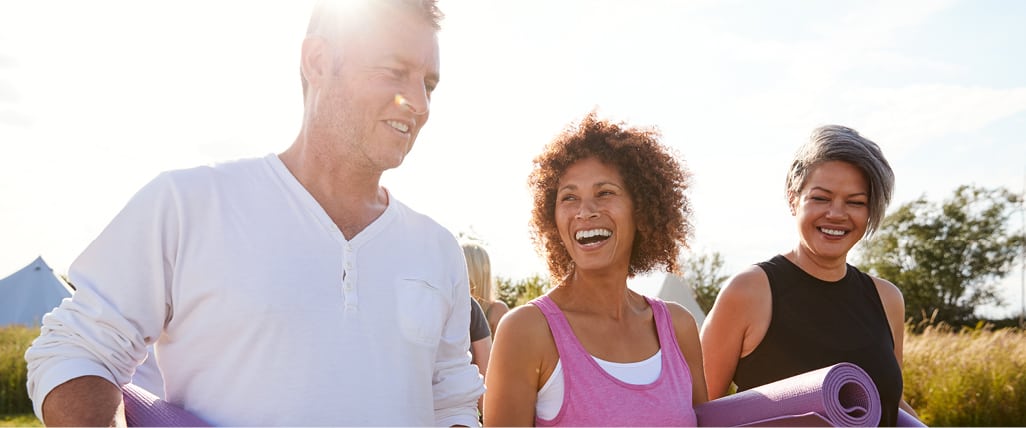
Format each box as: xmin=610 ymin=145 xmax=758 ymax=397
xmin=736 ymin=412 xmax=833 ymax=426
xmin=897 ymin=408 xmax=927 ymax=427
xmin=122 ymin=383 xmax=210 ymax=427
xmin=695 ymin=362 xmax=881 ymax=427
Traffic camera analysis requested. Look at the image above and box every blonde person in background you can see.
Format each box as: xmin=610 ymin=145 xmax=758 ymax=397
xmin=469 ymin=298 xmax=492 ymax=378
xmin=469 ymin=295 xmax=491 ymax=418
xmin=463 ymin=241 xmax=501 ymax=421
xmin=463 ymin=241 xmax=510 ymax=337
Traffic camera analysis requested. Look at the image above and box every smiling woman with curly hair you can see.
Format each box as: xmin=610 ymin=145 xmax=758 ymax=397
xmin=527 ymin=112 xmax=693 ymax=281
xmin=484 ymin=111 xmax=708 ymax=427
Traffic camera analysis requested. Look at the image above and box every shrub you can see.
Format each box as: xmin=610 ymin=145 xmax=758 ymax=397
xmin=0 ymin=325 xmax=35 ymax=414
xmin=496 ymin=274 xmax=552 ymax=308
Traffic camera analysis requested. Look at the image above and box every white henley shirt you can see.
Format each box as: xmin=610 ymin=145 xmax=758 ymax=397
xmin=26 ymin=154 xmax=484 ymax=426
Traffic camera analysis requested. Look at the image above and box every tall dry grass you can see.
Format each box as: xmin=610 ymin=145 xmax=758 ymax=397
xmin=0 ymin=413 xmax=40 ymax=427
xmin=903 ymin=323 xmax=1026 ymax=426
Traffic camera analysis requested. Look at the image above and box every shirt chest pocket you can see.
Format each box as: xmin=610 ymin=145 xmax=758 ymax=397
xmin=396 ymin=278 xmax=449 ymax=346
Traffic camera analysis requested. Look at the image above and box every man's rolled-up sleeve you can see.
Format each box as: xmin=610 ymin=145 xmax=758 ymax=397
xmin=25 ymin=174 xmax=177 ymax=420
xmin=432 ymin=249 xmax=485 ymax=427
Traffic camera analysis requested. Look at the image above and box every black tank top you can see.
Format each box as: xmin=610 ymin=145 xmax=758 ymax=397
xmin=734 ymin=255 xmax=902 ymax=426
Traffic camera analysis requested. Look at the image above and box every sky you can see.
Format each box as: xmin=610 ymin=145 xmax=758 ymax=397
xmin=1 ymin=0 xmax=1024 ymax=318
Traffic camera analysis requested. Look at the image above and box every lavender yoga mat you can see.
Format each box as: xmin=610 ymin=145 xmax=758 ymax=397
xmin=122 ymin=383 xmax=210 ymax=427
xmin=695 ymin=362 xmax=881 ymax=427
xmin=897 ymin=408 xmax=927 ymax=427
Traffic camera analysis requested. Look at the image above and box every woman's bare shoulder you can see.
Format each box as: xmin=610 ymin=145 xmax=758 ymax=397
xmin=717 ymin=265 xmax=771 ymax=302
xmin=488 ymin=300 xmax=510 ymax=317
xmin=494 ymin=302 xmax=548 ymax=341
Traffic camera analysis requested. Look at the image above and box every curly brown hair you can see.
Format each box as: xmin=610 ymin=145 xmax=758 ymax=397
xmin=527 ymin=112 xmax=693 ymax=282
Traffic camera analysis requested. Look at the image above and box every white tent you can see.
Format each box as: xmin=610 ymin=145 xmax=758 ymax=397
xmin=628 ymin=272 xmax=706 ymax=327
xmin=0 ymin=256 xmax=73 ymax=326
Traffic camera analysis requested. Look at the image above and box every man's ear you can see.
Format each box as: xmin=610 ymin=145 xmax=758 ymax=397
xmin=786 ymin=191 xmax=797 ymax=216
xmin=301 ymin=36 xmax=335 ymax=89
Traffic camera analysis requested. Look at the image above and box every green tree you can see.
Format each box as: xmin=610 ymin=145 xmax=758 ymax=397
xmin=857 ymin=185 xmax=1025 ymax=327
xmin=496 ymin=274 xmax=552 ymax=308
xmin=679 ymin=251 xmax=729 ymax=313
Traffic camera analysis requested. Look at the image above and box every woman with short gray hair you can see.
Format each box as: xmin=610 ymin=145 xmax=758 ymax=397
xmin=700 ymin=125 xmax=917 ymax=427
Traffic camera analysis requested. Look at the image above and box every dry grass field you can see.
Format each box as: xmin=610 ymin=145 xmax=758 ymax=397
xmin=903 ymin=323 xmax=1026 ymax=426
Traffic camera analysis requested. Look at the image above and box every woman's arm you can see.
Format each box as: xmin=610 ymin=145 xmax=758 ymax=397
xmin=486 ymin=300 xmax=510 ymax=338
xmin=699 ymin=266 xmax=771 ymax=399
xmin=483 ymin=304 xmax=553 ymax=427
xmin=470 ymin=338 xmax=491 ymax=377
xmin=874 ymin=276 xmax=918 ymax=417
xmin=668 ymin=303 xmax=709 ymax=405
xmin=470 ymin=337 xmax=491 ymax=414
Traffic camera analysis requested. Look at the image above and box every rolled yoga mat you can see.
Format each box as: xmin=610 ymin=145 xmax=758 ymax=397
xmin=122 ymin=383 xmax=210 ymax=427
xmin=897 ymin=408 xmax=927 ymax=427
xmin=695 ymin=362 xmax=882 ymax=427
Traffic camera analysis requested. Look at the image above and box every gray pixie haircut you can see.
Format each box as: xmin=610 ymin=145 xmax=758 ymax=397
xmin=300 ymin=0 xmax=444 ymax=96
xmin=786 ymin=125 xmax=895 ymax=236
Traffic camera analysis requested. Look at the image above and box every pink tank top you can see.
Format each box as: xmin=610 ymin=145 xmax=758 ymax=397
xmin=532 ymin=295 xmax=698 ymax=427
